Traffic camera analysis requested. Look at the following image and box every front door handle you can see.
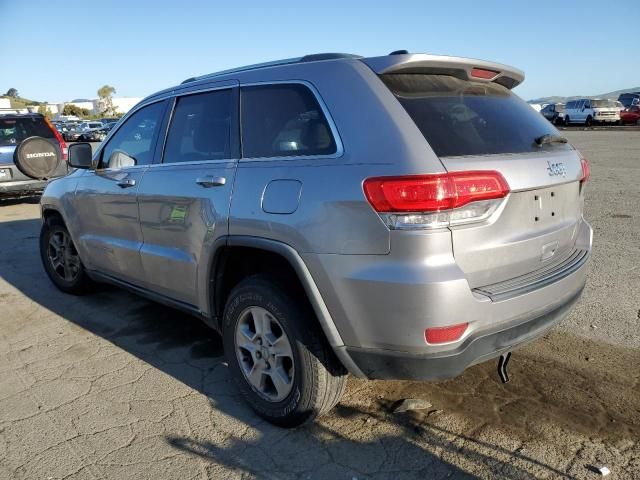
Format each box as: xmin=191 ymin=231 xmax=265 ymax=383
xmin=196 ymin=176 xmax=226 ymax=188
xmin=117 ymin=178 xmax=136 ymax=188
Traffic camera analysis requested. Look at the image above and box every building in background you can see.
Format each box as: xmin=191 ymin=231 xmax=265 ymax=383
xmin=1 ymin=97 xmax=142 ymax=117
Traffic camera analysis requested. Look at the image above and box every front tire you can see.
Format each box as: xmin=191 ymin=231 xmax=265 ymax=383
xmin=223 ymin=275 xmax=347 ymax=427
xmin=40 ymin=217 xmax=94 ymax=295
xmin=585 ymin=116 xmax=593 ymax=127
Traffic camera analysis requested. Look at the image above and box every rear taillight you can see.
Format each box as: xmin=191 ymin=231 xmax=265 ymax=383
xmin=580 ymin=158 xmax=590 ymax=183
xmin=363 ymin=171 xmax=509 ymax=229
xmin=425 ymin=323 xmax=468 ymax=344
xmin=44 ymin=117 xmax=68 ymax=161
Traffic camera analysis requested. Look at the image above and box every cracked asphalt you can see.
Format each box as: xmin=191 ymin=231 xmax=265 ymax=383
xmin=0 ymin=131 xmax=638 ymax=479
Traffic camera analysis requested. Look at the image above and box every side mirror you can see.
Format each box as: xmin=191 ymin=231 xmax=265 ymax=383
xmin=68 ymin=142 xmax=93 ymax=169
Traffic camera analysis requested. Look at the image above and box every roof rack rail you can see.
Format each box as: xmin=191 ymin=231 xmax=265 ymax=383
xmin=389 ymin=50 xmax=409 ymax=55
xmin=300 ymin=53 xmax=362 ymax=62
xmin=180 ymin=52 xmax=361 ymax=85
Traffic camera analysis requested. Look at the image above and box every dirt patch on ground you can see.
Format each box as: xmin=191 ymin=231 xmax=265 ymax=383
xmin=348 ymin=330 xmax=640 ymax=444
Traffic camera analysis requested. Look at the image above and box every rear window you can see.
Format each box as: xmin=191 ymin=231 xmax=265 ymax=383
xmin=381 ymin=74 xmax=567 ymax=157
xmin=0 ymin=117 xmax=54 ymax=147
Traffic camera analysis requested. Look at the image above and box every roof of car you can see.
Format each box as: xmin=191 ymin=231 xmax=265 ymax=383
xmin=140 ymin=51 xmax=525 ymax=105
xmin=0 ymin=112 xmax=45 ymax=119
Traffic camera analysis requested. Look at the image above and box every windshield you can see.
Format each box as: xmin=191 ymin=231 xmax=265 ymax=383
xmin=555 ymin=104 xmax=565 ymax=112
xmin=0 ymin=117 xmax=55 ymax=147
xmin=381 ymin=74 xmax=567 ymax=157
xmin=592 ymin=99 xmax=617 ymax=108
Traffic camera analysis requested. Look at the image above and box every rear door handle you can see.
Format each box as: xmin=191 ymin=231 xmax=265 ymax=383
xmin=196 ymin=176 xmax=226 ymax=188
xmin=117 ymin=178 xmax=136 ymax=188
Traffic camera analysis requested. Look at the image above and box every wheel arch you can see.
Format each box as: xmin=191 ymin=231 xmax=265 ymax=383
xmin=207 ymin=236 xmax=365 ymax=377
xmin=41 ymin=205 xmax=66 ymax=226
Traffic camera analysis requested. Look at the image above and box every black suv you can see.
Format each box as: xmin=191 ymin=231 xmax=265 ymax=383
xmin=0 ymin=113 xmax=69 ymax=198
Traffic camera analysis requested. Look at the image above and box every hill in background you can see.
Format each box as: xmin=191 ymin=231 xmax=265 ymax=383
xmin=0 ymin=96 xmax=44 ymax=108
xmin=529 ymin=86 xmax=640 ymax=105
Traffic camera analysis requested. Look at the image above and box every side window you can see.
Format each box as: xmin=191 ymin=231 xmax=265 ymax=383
xmin=241 ymin=83 xmax=337 ymax=159
xmin=567 ymin=101 xmax=574 ymax=110
xmin=584 ymin=100 xmax=591 ymax=109
xmin=163 ymin=89 xmax=237 ymax=163
xmin=100 ymin=101 xmax=166 ymax=169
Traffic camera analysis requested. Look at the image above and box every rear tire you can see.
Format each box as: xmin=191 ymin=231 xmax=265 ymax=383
xmin=223 ymin=275 xmax=347 ymax=427
xmin=40 ymin=217 xmax=94 ymax=295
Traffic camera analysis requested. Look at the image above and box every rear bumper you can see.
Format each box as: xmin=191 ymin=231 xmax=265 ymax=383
xmin=305 ymin=219 xmax=592 ymax=380
xmin=0 ymin=179 xmax=49 ymax=196
xmin=343 ymin=284 xmax=584 ymax=380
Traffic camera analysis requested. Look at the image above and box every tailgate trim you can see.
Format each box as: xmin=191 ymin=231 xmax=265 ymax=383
xmin=473 ymin=247 xmax=589 ymax=301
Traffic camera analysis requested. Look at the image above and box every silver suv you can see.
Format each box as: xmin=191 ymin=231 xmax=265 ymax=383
xmin=38 ymin=52 xmax=592 ymax=427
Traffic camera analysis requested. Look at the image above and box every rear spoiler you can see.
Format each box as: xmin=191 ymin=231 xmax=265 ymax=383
xmin=362 ymin=54 xmax=525 ymax=90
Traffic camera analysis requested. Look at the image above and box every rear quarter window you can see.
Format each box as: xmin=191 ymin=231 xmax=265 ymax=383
xmin=381 ymin=74 xmax=568 ymax=157
xmin=240 ymin=83 xmax=337 ymax=159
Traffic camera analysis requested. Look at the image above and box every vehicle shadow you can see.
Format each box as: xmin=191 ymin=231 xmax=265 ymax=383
xmin=0 ymin=195 xmax=41 ymax=206
xmin=0 ymin=217 xmax=638 ymax=478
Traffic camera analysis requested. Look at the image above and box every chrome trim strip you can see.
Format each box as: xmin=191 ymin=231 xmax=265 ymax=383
xmin=474 ymin=248 xmax=589 ymax=301
xmin=146 ymin=159 xmax=238 ymax=169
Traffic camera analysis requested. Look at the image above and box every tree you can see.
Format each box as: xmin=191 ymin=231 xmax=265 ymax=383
xmin=5 ymin=88 xmax=18 ymax=98
xmin=37 ymin=105 xmax=54 ymax=119
xmin=62 ymin=104 xmax=91 ymax=118
xmin=97 ymin=85 xmax=117 ymax=116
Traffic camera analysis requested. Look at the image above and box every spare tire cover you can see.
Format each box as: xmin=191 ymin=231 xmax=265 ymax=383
xmin=14 ymin=136 xmax=61 ymax=180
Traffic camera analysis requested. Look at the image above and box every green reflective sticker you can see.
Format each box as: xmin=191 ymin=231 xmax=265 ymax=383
xmin=169 ymin=205 xmax=188 ymax=223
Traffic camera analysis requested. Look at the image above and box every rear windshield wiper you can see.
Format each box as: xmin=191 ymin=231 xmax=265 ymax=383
xmin=535 ymin=134 xmax=568 ymax=146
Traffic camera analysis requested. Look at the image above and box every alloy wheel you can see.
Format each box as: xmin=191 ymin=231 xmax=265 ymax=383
xmin=47 ymin=230 xmax=81 ymax=282
xmin=234 ymin=306 xmax=295 ymax=402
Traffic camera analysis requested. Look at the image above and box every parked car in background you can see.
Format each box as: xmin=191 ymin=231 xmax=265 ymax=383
xmin=78 ymin=127 xmax=108 ymax=142
xmin=0 ymin=113 xmax=69 ymax=198
xmin=78 ymin=121 xmax=104 ymax=132
xmin=99 ymin=118 xmax=119 ymax=126
xmin=564 ymin=98 xmax=620 ymax=126
xmin=620 ymin=105 xmax=640 ymax=125
xmin=78 ymin=122 xmax=116 ymax=142
xmin=618 ymin=92 xmax=640 ymax=108
xmin=39 ymin=51 xmax=592 ymax=427
xmin=540 ymin=103 xmax=565 ymax=125
xmin=63 ymin=125 xmax=83 ymax=142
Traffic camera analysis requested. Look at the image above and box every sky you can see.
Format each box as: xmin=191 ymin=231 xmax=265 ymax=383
xmin=1 ymin=0 xmax=638 ymax=103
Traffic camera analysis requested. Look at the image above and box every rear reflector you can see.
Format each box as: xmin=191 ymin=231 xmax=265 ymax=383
xmin=580 ymin=158 xmax=590 ymax=183
xmin=470 ymin=68 xmax=499 ymax=80
xmin=363 ymin=171 xmax=509 ymax=212
xmin=425 ymin=323 xmax=468 ymax=344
